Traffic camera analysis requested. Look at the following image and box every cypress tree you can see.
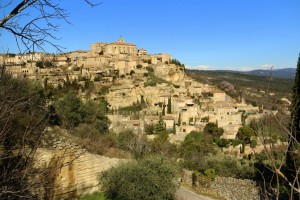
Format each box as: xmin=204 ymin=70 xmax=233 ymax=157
xmin=286 ymin=53 xmax=300 ymax=198
xmin=290 ymin=53 xmax=300 ymax=143
xmin=141 ymin=95 xmax=145 ymax=105
xmin=173 ymin=121 xmax=176 ymax=134
xmin=167 ymin=97 xmax=172 ymax=114
xmin=162 ymin=101 xmax=166 ymax=116
xmin=155 ymin=114 xmax=166 ymax=134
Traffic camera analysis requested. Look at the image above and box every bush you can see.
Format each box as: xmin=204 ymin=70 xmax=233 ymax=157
xmin=232 ymin=139 xmax=242 ymax=147
xmin=146 ymin=66 xmax=154 ymax=73
xmin=136 ymin=64 xmax=142 ymax=69
xmin=250 ymin=139 xmax=257 ymax=148
xmin=100 ymin=156 xmax=179 ymax=200
xmin=204 ymin=168 xmax=216 ymax=181
xmin=130 ymin=70 xmax=135 ymax=76
xmin=203 ymin=123 xmax=224 ymax=138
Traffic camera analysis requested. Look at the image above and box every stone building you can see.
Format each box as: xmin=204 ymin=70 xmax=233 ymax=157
xmin=91 ymin=37 xmax=138 ymax=56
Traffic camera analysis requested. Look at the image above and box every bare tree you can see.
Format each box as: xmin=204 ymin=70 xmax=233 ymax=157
xmin=250 ymin=63 xmax=300 ymax=199
xmin=0 ymin=1 xmax=101 ymax=199
xmin=0 ymin=0 xmax=101 ymax=53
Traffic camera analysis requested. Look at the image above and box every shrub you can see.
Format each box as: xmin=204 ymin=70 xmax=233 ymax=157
xmin=250 ymin=139 xmax=257 ymax=148
xmin=136 ymin=64 xmax=143 ymax=69
xmin=232 ymin=139 xmax=242 ymax=147
xmin=100 ymin=156 xmax=179 ymax=200
xmin=130 ymin=70 xmax=135 ymax=76
xmin=204 ymin=168 xmax=216 ymax=181
xmin=146 ymin=66 xmax=154 ymax=73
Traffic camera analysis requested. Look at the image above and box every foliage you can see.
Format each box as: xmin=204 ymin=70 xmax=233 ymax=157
xmin=162 ymin=102 xmax=166 ymax=116
xmin=79 ymin=192 xmax=106 ymax=200
xmin=73 ymin=124 xmax=117 ymax=155
xmin=54 ymin=92 xmax=83 ymax=128
xmin=180 ymin=131 xmax=216 ymax=170
xmin=136 ymin=64 xmax=143 ymax=69
xmin=201 ymin=154 xmax=255 ymax=179
xmin=145 ymin=123 xmax=154 ymax=135
xmin=154 ymin=115 xmax=166 ymax=135
xmin=0 ymin=75 xmax=47 ymax=199
xmin=203 ymin=123 xmax=224 ymax=138
xmin=167 ymin=97 xmax=172 ymax=114
xmin=286 ymin=53 xmax=300 ymax=198
xmin=118 ymin=130 xmax=149 ymax=158
xmin=236 ymin=126 xmax=255 ymax=144
xmin=98 ymin=85 xmax=110 ymax=96
xmin=231 ymin=139 xmax=242 ymax=147
xmin=204 ymin=168 xmax=216 ymax=181
xmin=170 ymin=59 xmax=185 ymax=68
xmin=130 ymin=70 xmax=135 ymax=76
xmin=145 ymin=66 xmax=154 ymax=73
xmin=250 ymin=139 xmax=257 ymax=148
xmin=36 ymin=60 xmax=54 ymax=68
xmin=118 ymin=102 xmax=144 ymax=113
xmin=215 ymin=138 xmax=230 ymax=148
xmin=100 ymin=156 xmax=179 ymax=200
xmin=54 ymin=92 xmax=110 ymax=131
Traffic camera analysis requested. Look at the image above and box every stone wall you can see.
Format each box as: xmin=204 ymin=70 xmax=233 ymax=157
xmin=34 ymin=144 xmax=124 ymax=199
xmin=212 ymin=177 xmax=260 ymax=200
xmin=182 ymin=169 xmax=261 ymax=200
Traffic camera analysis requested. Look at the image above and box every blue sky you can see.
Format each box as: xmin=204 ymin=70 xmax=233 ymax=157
xmin=1 ymin=0 xmax=300 ymax=70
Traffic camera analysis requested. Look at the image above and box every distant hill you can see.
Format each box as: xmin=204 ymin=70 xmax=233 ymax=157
xmin=186 ymin=69 xmax=294 ymax=110
xmin=211 ymin=68 xmax=296 ymax=79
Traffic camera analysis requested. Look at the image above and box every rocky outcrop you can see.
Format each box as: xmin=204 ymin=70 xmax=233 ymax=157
xmin=153 ymin=64 xmax=185 ymax=82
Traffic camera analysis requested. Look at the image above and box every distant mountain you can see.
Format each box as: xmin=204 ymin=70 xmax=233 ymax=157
xmin=212 ymin=68 xmax=296 ymax=79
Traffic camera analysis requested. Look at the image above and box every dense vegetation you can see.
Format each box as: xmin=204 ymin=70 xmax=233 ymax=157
xmin=100 ymin=156 xmax=179 ymax=200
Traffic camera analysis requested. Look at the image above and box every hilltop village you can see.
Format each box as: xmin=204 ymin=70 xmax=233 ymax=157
xmin=0 ymin=37 xmax=272 ymax=147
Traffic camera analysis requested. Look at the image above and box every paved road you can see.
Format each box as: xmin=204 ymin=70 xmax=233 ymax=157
xmin=176 ymin=186 xmax=213 ymax=200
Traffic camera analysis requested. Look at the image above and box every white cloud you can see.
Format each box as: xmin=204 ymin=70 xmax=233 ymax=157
xmin=260 ymin=64 xmax=274 ymax=70
xmin=186 ymin=65 xmax=212 ymax=70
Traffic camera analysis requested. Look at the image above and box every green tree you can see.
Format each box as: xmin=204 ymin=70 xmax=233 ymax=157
xmin=203 ymin=123 xmax=224 ymax=138
xmin=236 ymin=126 xmax=255 ymax=144
xmin=55 ymin=92 xmax=82 ymax=128
xmin=286 ymin=53 xmax=300 ymax=198
xmin=155 ymin=115 xmax=166 ymax=134
xmin=162 ymin=102 xmax=166 ymax=116
xmin=167 ymin=96 xmax=172 ymax=114
xmin=145 ymin=123 xmax=154 ymax=135
xmin=140 ymin=95 xmax=146 ymax=105
xmin=100 ymin=156 xmax=179 ymax=200
xmin=130 ymin=70 xmax=135 ymax=76
xmin=180 ymin=131 xmax=216 ymax=170
xmin=0 ymin=76 xmax=47 ymax=199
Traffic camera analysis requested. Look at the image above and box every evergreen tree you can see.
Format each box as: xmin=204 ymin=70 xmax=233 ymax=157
xmin=173 ymin=121 xmax=176 ymax=134
xmin=162 ymin=101 xmax=166 ymax=116
xmin=167 ymin=97 xmax=172 ymax=114
xmin=141 ymin=95 xmax=146 ymax=105
xmin=155 ymin=114 xmax=166 ymax=134
xmin=291 ymin=53 xmax=300 ymax=143
xmin=286 ymin=53 xmax=300 ymax=198
xmin=178 ymin=113 xmax=181 ymax=126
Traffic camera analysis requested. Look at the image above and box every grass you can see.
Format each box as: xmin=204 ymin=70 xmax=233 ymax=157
xmin=79 ymin=192 xmax=106 ymax=200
